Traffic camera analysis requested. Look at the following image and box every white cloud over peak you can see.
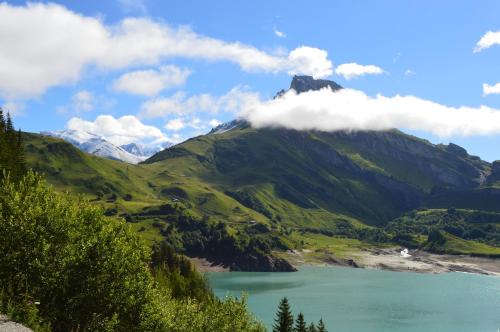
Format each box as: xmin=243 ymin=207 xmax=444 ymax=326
xmin=67 ymin=114 xmax=169 ymax=146
xmin=474 ymin=30 xmax=500 ymax=52
xmin=140 ymin=87 xmax=261 ymax=119
xmin=335 ymin=63 xmax=385 ymax=80
xmin=287 ymin=47 xmax=332 ymax=78
xmin=209 ymin=119 xmax=222 ymax=127
xmin=483 ymin=83 xmax=500 ymax=96
xmin=242 ymin=87 xmax=500 ymax=137
xmin=0 ymin=2 xmax=333 ymax=99
xmin=112 ymin=65 xmax=191 ymax=97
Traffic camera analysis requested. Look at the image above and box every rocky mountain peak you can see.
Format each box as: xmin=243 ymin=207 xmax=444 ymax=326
xmin=290 ymin=75 xmax=342 ymax=93
xmin=274 ymin=75 xmax=343 ymax=98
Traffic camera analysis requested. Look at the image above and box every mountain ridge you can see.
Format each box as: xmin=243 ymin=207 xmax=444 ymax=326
xmin=41 ymin=129 xmax=167 ymax=164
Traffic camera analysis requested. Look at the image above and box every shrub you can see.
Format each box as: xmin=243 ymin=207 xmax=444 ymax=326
xmin=0 ymin=171 xmax=153 ymax=331
xmin=0 ymin=171 xmax=266 ymax=331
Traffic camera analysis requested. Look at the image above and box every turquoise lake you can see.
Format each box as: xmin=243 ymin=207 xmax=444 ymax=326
xmin=208 ymin=267 xmax=500 ymax=332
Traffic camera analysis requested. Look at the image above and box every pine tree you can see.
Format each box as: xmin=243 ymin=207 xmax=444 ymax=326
xmin=5 ymin=112 xmax=15 ymax=173
xmin=0 ymin=108 xmax=5 ymax=133
xmin=0 ymin=111 xmax=26 ymax=180
xmin=294 ymin=312 xmax=307 ymax=332
xmin=0 ymin=108 xmax=5 ymax=169
xmin=317 ymin=319 xmax=327 ymax=332
xmin=273 ymin=297 xmax=294 ymax=332
xmin=15 ymin=129 xmax=26 ymax=179
xmin=307 ymin=322 xmax=317 ymax=332
xmin=5 ymin=112 xmax=14 ymax=133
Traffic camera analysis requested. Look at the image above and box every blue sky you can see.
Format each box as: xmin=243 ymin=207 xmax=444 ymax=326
xmin=3 ymin=0 xmax=500 ymax=160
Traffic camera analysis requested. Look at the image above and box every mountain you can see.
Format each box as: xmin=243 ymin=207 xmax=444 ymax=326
xmin=145 ymin=122 xmax=492 ymax=225
xmin=23 ymin=75 xmax=500 ymax=268
xmin=145 ymin=76 xmax=492 ymax=226
xmin=120 ymin=142 xmax=168 ymax=159
xmin=274 ymin=75 xmax=343 ymax=98
xmin=41 ymin=129 xmax=158 ymax=164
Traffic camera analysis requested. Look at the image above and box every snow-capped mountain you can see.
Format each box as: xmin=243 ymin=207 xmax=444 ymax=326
xmin=209 ymin=119 xmax=248 ymax=135
xmin=120 ymin=142 xmax=169 ymax=158
xmin=41 ymin=129 xmax=161 ymax=164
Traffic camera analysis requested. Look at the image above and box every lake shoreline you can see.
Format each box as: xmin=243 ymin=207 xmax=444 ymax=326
xmin=189 ymin=257 xmax=230 ymax=272
xmin=191 ymin=247 xmax=500 ymax=276
xmin=282 ymin=247 xmax=500 ymax=276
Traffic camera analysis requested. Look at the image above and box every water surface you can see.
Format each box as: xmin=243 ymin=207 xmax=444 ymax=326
xmin=208 ymin=266 xmax=500 ymax=332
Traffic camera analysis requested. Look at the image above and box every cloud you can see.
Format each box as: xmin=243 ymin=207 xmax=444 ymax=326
xmin=242 ymin=87 xmax=500 ymax=137
xmin=483 ymin=83 xmax=500 ymax=96
xmin=163 ymin=116 xmax=213 ymax=132
xmin=273 ymin=27 xmax=286 ymax=38
xmin=0 ymin=3 xmax=106 ymax=99
xmin=474 ymin=30 xmax=500 ymax=52
xmin=188 ymin=117 xmax=205 ymax=130
xmin=209 ymin=119 xmax=221 ymax=127
xmin=140 ymin=86 xmax=261 ymax=119
xmin=164 ymin=118 xmax=185 ymax=131
xmin=0 ymin=2 xmax=332 ymax=99
xmin=2 ymin=101 xmax=25 ymax=116
xmin=335 ymin=63 xmax=385 ymax=80
xmin=112 ymin=65 xmax=191 ymax=97
xmin=67 ymin=114 xmax=170 ymax=145
xmin=404 ymin=69 xmax=416 ymax=76
xmin=56 ymin=91 xmax=114 ymax=115
xmin=72 ymin=90 xmax=94 ymax=112
xmin=287 ymin=47 xmax=332 ymax=78
xmin=118 ymin=0 xmax=147 ymax=14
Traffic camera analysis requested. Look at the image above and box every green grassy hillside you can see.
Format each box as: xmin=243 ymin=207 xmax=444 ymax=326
xmin=145 ymin=122 xmax=489 ymax=226
xmin=24 ymin=126 xmax=500 ymax=261
xmin=25 ymin=133 xmax=157 ymax=204
xmin=423 ymin=230 xmax=500 ymax=257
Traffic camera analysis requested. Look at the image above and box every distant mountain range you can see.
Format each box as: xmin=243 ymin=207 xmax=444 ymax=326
xmin=41 ymin=129 xmax=169 ymax=164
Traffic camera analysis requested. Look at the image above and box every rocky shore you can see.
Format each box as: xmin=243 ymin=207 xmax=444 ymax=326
xmin=285 ymin=247 xmax=500 ymax=276
xmin=193 ymin=247 xmax=500 ymax=276
xmin=353 ymin=248 xmax=500 ymax=276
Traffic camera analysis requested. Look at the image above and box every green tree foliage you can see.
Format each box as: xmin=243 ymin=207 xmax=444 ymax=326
xmin=386 ymin=209 xmax=500 ymax=247
xmin=155 ymin=206 xmax=293 ymax=271
xmin=317 ymin=319 xmax=327 ymax=332
xmin=307 ymin=323 xmax=317 ymax=332
xmin=140 ymin=293 xmax=264 ymax=332
xmin=272 ymin=298 xmax=328 ymax=332
xmin=294 ymin=312 xmax=307 ymax=332
xmin=0 ymin=171 xmax=154 ymax=331
xmin=151 ymin=241 xmax=212 ymax=302
xmin=0 ymin=172 xmax=265 ymax=332
xmin=273 ymin=297 xmax=294 ymax=332
xmin=0 ymin=109 xmax=26 ymax=180
xmin=428 ymin=229 xmax=447 ymax=245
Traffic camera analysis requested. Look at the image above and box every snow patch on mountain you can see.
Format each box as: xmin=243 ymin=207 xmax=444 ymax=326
xmin=209 ymin=119 xmax=247 ymax=135
xmin=120 ymin=142 xmax=169 ymax=158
